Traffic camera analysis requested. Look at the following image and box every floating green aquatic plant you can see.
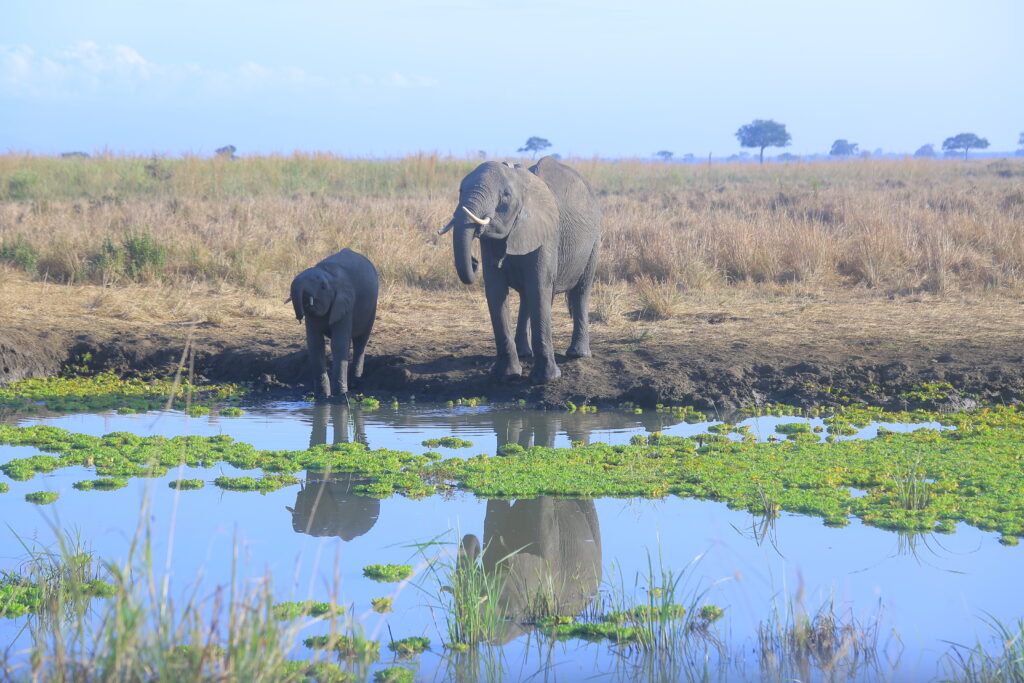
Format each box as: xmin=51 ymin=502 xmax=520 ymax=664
xmin=371 ymin=597 xmax=393 ymax=613
xmin=356 ymin=396 xmax=380 ymax=409
xmin=282 ymin=661 xmax=354 ymax=683
xmin=420 ymin=437 xmax=473 ymax=449
xmin=901 ymin=382 xmax=955 ymax=402
xmin=387 ymin=636 xmax=429 ymax=657
xmin=187 ymin=405 xmax=210 ymax=417
xmin=25 ymin=491 xmax=59 ymax=505
xmin=218 ymin=407 xmax=244 ymax=417
xmin=0 ymin=371 xmax=245 ymax=415
xmin=362 ymin=564 xmax=412 ymax=583
xmin=0 ymin=483 xmax=8 ymax=493
xmin=72 ymin=478 xmax=127 ymax=491
xmin=168 ymin=479 xmax=204 ymax=490
xmin=3 ymin=404 xmax=1024 ymax=539
xmin=271 ymin=600 xmax=343 ymax=620
xmin=213 ymin=474 xmax=299 ymax=493
xmin=303 ymin=634 xmax=379 ymax=660
xmin=374 ymin=666 xmax=414 ymax=683
xmin=0 ymin=577 xmax=115 ymax=618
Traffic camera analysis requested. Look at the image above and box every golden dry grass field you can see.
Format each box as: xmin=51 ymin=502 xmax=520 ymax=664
xmin=1 ymin=154 xmax=1022 ymax=408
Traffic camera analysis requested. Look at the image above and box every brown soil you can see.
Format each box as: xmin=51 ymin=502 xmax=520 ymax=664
xmin=1 ymin=275 xmax=1022 ymax=411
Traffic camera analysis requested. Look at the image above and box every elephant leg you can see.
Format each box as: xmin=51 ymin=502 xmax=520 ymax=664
xmin=484 ymin=275 xmax=522 ymax=380
xmin=515 ymin=295 xmax=532 ymax=358
xmin=351 ymin=332 xmax=370 ymax=380
xmin=306 ymin=326 xmax=330 ymax=400
xmin=329 ymin=320 xmax=353 ymax=397
xmin=567 ymin=243 xmax=598 ymax=358
xmin=526 ymin=275 xmax=560 ymax=384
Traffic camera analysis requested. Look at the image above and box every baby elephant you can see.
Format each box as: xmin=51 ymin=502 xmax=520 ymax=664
xmin=290 ymin=248 xmax=379 ymax=399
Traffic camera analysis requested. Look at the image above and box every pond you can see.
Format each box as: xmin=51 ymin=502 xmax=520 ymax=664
xmin=0 ymin=401 xmax=1018 ymax=681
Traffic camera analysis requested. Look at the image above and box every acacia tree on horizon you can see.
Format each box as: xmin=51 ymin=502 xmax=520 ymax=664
xmin=518 ymin=137 xmax=552 ymax=159
xmin=735 ymin=119 xmax=792 ymax=163
xmin=830 ymin=139 xmax=858 ymax=157
xmin=942 ymin=132 xmax=989 ymax=160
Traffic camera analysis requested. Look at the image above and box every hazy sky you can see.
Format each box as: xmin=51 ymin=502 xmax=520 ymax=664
xmin=3 ymin=0 xmax=1022 ymax=158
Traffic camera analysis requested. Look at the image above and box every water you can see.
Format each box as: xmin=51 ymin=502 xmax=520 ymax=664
xmin=0 ymin=403 xmax=1012 ymax=680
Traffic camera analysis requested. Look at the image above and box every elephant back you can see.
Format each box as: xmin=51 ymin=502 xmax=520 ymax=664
xmin=529 ymin=157 xmax=602 ymax=292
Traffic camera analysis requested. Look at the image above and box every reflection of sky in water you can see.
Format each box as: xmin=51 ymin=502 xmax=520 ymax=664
xmin=0 ymin=404 xmax=1007 ymax=679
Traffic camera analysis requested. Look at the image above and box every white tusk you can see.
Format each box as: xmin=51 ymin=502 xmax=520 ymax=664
xmin=437 ymin=219 xmax=455 ymax=235
xmin=461 ymin=206 xmax=491 ymax=226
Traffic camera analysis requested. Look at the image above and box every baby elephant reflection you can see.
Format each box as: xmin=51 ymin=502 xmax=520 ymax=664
xmin=287 ymin=403 xmax=377 ymax=541
xmin=459 ymin=497 xmax=602 ymax=643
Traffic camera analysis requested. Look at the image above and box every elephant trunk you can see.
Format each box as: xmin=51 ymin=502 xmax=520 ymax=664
xmin=453 ymin=224 xmax=480 ymax=285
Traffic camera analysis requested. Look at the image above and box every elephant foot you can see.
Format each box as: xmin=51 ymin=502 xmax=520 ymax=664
xmin=529 ymin=361 xmax=562 ymax=384
xmin=489 ymin=358 xmax=523 ymax=381
xmin=517 ymin=349 xmax=534 ymax=359
xmin=566 ymin=344 xmax=591 ymax=359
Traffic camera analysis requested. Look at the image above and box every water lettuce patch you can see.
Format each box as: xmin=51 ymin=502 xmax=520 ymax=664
xmin=0 ymin=576 xmax=115 ymax=619
xmin=0 ymin=371 xmax=245 ymax=415
xmin=421 ymin=437 xmax=473 ymax=449
xmin=271 ymin=600 xmax=344 ymax=620
xmin=362 ymin=564 xmax=413 ymax=583
xmin=2 ymin=405 xmax=1024 ymax=538
xmin=387 ymin=636 xmax=429 ymax=657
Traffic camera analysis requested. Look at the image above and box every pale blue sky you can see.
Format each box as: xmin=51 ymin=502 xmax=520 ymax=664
xmin=3 ymin=0 xmax=1022 ymax=158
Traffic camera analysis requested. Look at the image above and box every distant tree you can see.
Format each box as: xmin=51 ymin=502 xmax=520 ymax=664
xmin=682 ymin=153 xmax=695 ymax=162
xmin=829 ymin=139 xmax=858 ymax=157
xmin=518 ymin=137 xmax=552 ymax=158
xmin=215 ymin=145 xmax=237 ymax=159
xmin=942 ymin=133 xmax=989 ymax=160
xmin=735 ymin=119 xmax=791 ymax=163
xmin=655 ymin=150 xmax=673 ymax=161
xmin=913 ymin=144 xmax=936 ymax=159
xmin=1018 ymin=132 xmax=1024 ymax=153
xmin=775 ymin=152 xmax=800 ymax=163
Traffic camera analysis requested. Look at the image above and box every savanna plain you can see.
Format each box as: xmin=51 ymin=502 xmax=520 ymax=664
xmin=1 ymin=155 xmax=1023 ymax=682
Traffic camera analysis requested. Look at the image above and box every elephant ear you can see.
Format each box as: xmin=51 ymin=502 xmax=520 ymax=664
xmin=506 ymin=171 xmax=559 ymax=256
xmin=290 ymin=273 xmax=307 ymax=321
xmin=328 ymin=282 xmax=356 ymax=328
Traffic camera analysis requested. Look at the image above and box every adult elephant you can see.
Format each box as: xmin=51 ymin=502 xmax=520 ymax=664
xmin=458 ymin=497 xmax=602 ymax=643
xmin=441 ymin=156 xmax=601 ymax=384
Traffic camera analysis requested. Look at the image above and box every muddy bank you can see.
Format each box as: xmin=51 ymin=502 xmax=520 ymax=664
xmin=3 ymin=310 xmax=1022 ymax=412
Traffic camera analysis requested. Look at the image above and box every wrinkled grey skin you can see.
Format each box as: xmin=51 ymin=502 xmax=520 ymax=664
xmin=450 ymin=156 xmax=601 ymax=384
xmin=459 ymin=497 xmax=602 ymax=644
xmin=290 ymin=248 xmax=378 ymax=399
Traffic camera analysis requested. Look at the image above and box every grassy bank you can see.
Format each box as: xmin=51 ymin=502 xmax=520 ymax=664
xmin=1 ymin=155 xmax=1022 ymax=301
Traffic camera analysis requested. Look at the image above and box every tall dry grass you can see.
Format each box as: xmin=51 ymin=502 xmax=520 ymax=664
xmin=1 ymin=154 xmax=1022 ymax=301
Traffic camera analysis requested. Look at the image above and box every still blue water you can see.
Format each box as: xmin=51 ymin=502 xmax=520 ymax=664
xmin=0 ymin=403 xmax=1013 ymax=680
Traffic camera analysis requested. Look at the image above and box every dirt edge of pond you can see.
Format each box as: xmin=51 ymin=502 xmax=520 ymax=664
xmin=3 ymin=315 xmax=1023 ymax=414
xmin=2 ymin=280 xmax=1023 ymax=412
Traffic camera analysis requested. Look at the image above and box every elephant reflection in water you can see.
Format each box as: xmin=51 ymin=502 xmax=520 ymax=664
xmin=287 ymin=402 xmax=378 ymax=540
xmin=459 ymin=497 xmax=602 ymax=643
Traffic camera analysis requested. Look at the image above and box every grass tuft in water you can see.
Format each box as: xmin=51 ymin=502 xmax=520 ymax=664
xmin=757 ymin=592 xmax=885 ymax=682
xmin=944 ymin=616 xmax=1024 ymax=682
